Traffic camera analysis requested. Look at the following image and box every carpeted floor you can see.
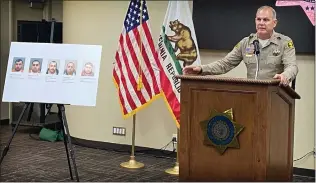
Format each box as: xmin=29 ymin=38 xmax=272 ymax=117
xmin=0 ymin=124 xmax=314 ymax=182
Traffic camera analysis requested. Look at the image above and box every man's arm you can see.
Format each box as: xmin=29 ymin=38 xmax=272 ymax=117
xmin=281 ymin=39 xmax=298 ymax=82
xmin=200 ymin=39 xmax=244 ymax=75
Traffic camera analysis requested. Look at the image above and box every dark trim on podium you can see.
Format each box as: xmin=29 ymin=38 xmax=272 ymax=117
xmin=293 ymin=167 xmax=315 ymax=178
xmin=69 ymin=136 xmax=176 ymax=158
xmin=0 ymin=119 xmax=9 ymax=125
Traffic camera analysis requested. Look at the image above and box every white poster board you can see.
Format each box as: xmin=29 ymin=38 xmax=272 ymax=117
xmin=2 ymin=42 xmax=102 ymax=106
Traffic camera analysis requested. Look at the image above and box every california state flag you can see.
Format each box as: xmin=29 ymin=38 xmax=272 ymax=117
xmin=157 ymin=0 xmax=201 ymax=127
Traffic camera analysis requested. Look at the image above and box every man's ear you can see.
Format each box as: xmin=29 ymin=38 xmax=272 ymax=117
xmin=273 ymin=19 xmax=278 ymax=28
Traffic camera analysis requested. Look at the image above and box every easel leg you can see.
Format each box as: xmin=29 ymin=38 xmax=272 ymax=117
xmin=57 ymin=104 xmax=79 ymax=182
xmin=11 ymin=103 xmax=34 ymax=132
xmin=58 ymin=109 xmax=74 ymax=180
xmin=26 ymin=103 xmax=34 ymax=122
xmin=0 ymin=103 xmax=31 ymax=165
xmin=40 ymin=103 xmax=45 ymax=123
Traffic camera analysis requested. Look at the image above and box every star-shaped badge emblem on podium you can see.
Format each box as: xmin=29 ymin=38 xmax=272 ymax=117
xmin=200 ymin=108 xmax=245 ymax=155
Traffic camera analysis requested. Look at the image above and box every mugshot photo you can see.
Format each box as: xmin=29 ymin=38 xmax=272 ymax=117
xmin=29 ymin=58 xmax=43 ymax=73
xmin=11 ymin=57 xmax=25 ymax=72
xmin=46 ymin=60 xmax=60 ymax=75
xmin=64 ymin=60 xmax=77 ymax=76
xmin=81 ymin=62 xmax=95 ymax=76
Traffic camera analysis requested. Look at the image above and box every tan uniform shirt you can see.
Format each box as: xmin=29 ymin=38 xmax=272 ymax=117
xmin=200 ymin=31 xmax=298 ymax=81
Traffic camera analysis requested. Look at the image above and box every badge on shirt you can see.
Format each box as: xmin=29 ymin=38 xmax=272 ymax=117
xmin=272 ymin=49 xmax=280 ymax=56
xmin=245 ymin=45 xmax=254 ymax=57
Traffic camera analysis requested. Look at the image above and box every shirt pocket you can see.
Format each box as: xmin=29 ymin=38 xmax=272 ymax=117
xmin=243 ymin=55 xmax=257 ymax=64
xmin=266 ymin=55 xmax=282 ymax=65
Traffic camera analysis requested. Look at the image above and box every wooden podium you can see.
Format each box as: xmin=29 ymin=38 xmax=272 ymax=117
xmin=177 ymin=75 xmax=300 ymax=182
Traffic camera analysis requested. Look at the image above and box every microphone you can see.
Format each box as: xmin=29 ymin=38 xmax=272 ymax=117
xmin=252 ymin=40 xmax=260 ymax=80
xmin=253 ymin=40 xmax=260 ymax=55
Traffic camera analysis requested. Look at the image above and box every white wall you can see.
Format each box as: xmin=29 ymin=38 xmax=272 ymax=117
xmin=63 ymin=1 xmax=315 ymax=170
xmin=63 ymin=1 xmax=176 ymax=150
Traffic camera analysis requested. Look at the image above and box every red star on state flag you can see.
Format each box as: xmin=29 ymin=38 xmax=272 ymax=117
xmin=276 ymin=0 xmax=315 ymax=26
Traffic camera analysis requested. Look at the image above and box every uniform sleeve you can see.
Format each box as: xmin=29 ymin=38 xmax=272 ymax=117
xmin=200 ymin=39 xmax=244 ymax=75
xmin=281 ymin=39 xmax=298 ymax=81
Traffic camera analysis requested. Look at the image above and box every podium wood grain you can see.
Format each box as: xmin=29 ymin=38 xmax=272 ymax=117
xmin=177 ymin=75 xmax=300 ymax=182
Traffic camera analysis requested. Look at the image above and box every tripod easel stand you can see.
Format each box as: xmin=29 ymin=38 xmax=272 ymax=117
xmin=0 ymin=102 xmax=80 ymax=182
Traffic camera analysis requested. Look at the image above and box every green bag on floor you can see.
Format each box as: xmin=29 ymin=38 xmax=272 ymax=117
xmin=39 ymin=128 xmax=63 ymax=142
xmin=57 ymin=130 xmax=64 ymax=141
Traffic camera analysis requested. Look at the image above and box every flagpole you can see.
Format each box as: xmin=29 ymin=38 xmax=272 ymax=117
xmin=165 ymin=127 xmax=179 ymax=175
xmin=120 ymin=0 xmax=145 ymax=169
xmin=164 ymin=1 xmax=179 ymax=174
xmin=120 ymin=113 xmax=144 ymax=169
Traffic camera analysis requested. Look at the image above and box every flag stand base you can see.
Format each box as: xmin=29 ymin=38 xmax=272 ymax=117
xmin=165 ymin=128 xmax=179 ymax=175
xmin=165 ymin=162 xmax=179 ymax=175
xmin=120 ymin=114 xmax=144 ymax=169
xmin=120 ymin=156 xmax=144 ymax=169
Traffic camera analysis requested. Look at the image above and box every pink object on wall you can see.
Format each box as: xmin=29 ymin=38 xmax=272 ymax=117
xmin=275 ymin=0 xmax=315 ymax=26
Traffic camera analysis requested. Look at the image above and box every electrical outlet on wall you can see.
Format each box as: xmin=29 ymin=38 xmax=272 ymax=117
xmin=113 ymin=127 xmax=126 ymax=136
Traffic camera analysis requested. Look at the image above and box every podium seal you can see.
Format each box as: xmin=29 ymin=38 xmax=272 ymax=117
xmin=200 ymin=108 xmax=244 ymax=154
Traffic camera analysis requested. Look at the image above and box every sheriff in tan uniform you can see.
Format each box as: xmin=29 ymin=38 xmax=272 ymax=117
xmin=200 ymin=31 xmax=298 ymax=82
xmin=183 ymin=5 xmax=298 ymax=86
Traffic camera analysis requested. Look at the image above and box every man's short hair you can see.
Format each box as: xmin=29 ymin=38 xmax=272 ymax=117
xmin=257 ymin=5 xmax=277 ymax=20
xmin=32 ymin=60 xmax=40 ymax=64
xmin=15 ymin=59 xmax=23 ymax=63
xmin=50 ymin=61 xmax=58 ymax=67
xmin=85 ymin=62 xmax=93 ymax=67
xmin=67 ymin=62 xmax=75 ymax=66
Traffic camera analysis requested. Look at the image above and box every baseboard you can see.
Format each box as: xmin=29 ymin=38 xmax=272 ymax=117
xmin=0 ymin=119 xmax=9 ymax=125
xmin=70 ymin=136 xmax=176 ymax=159
xmin=293 ymin=167 xmax=315 ymax=177
xmin=60 ymin=135 xmax=316 ymax=178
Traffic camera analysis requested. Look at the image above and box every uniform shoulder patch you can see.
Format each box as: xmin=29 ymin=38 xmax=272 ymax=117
xmin=287 ymin=40 xmax=294 ymax=48
xmin=234 ymin=42 xmax=241 ymax=49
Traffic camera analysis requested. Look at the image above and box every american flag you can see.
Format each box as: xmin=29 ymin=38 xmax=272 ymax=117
xmin=113 ymin=0 xmax=161 ymax=117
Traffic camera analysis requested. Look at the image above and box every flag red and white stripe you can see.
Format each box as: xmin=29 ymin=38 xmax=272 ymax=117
xmin=113 ymin=0 xmax=161 ymax=117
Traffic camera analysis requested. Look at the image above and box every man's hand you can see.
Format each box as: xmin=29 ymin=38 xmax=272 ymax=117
xmin=273 ymin=74 xmax=290 ymax=86
xmin=182 ymin=65 xmax=202 ymax=75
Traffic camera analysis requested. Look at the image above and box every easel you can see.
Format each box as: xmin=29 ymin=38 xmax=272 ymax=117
xmin=0 ymin=19 xmax=80 ymax=182
xmin=0 ymin=103 xmax=79 ymax=182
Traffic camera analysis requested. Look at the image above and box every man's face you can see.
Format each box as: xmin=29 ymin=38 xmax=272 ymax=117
xmin=255 ymin=8 xmax=277 ymax=37
xmin=49 ymin=62 xmax=57 ymax=73
xmin=31 ymin=61 xmax=40 ymax=73
xmin=84 ymin=64 xmax=92 ymax=74
xmin=14 ymin=61 xmax=23 ymax=71
xmin=67 ymin=63 xmax=74 ymax=74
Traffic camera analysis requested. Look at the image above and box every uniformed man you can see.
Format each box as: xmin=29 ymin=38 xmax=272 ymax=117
xmin=183 ymin=6 xmax=298 ymax=86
